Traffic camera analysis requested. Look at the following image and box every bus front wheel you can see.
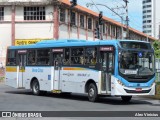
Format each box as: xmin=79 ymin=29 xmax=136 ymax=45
xmin=121 ymin=96 xmax=132 ymax=102
xmin=88 ymin=83 xmax=98 ymax=102
xmin=32 ymin=80 xmax=40 ymax=96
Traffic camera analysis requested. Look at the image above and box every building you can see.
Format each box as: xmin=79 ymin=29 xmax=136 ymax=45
xmin=0 ymin=0 xmax=156 ymax=66
xmin=142 ymin=0 xmax=160 ymax=39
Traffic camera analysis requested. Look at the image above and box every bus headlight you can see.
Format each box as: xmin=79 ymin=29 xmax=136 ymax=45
xmin=117 ymin=80 xmax=125 ymax=86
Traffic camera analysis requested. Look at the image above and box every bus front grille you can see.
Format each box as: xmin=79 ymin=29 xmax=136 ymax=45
xmin=124 ymin=89 xmax=151 ymax=93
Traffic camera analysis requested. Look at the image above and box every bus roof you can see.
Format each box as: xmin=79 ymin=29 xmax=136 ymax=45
xmin=8 ymin=39 xmax=150 ymax=49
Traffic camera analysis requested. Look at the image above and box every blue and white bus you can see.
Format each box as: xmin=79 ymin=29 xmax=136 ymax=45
xmin=5 ymin=39 xmax=155 ymax=102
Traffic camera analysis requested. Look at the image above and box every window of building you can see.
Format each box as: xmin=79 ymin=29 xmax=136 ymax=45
xmin=103 ymin=24 xmax=105 ymax=34
xmin=111 ymin=25 xmax=116 ymax=37
xmin=71 ymin=48 xmax=84 ymax=65
xmin=27 ymin=50 xmax=36 ymax=65
xmin=60 ymin=8 xmax=65 ymax=22
xmin=106 ymin=24 xmax=108 ymax=35
xmin=37 ymin=49 xmax=50 ymax=65
xmin=88 ymin=17 xmax=92 ymax=30
xmin=147 ymin=20 xmax=151 ymax=23
xmin=147 ymin=5 xmax=151 ymax=8
xmin=143 ymin=11 xmax=146 ymax=13
xmin=143 ymin=5 xmax=151 ymax=8
xmin=108 ymin=25 xmax=111 ymax=36
xmin=143 ymin=16 xmax=146 ymax=18
xmin=143 ymin=20 xmax=146 ymax=23
xmin=24 ymin=7 xmax=45 ymax=20
xmin=147 ymin=25 xmax=152 ymax=28
xmin=147 ymin=15 xmax=151 ymax=18
xmin=143 ymin=25 xmax=146 ymax=28
xmin=71 ymin=11 xmax=76 ymax=26
xmin=0 ymin=7 xmax=4 ymax=21
xmin=147 ymin=10 xmax=151 ymax=13
xmin=80 ymin=14 xmax=84 ymax=28
xmin=146 ymin=0 xmax=151 ymax=3
xmin=143 ymin=30 xmax=152 ymax=33
xmin=116 ymin=27 xmax=121 ymax=39
xmin=7 ymin=50 xmax=17 ymax=66
xmin=95 ymin=20 xmax=99 ymax=28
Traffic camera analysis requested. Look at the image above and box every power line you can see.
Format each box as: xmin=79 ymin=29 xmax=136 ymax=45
xmin=90 ymin=0 xmax=100 ymax=12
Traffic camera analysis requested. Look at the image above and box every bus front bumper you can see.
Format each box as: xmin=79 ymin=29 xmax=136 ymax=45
xmin=111 ymin=81 xmax=155 ymax=96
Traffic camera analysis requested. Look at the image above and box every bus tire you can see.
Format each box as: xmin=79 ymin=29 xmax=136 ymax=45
xmin=121 ymin=96 xmax=132 ymax=102
xmin=88 ymin=83 xmax=98 ymax=102
xmin=31 ymin=80 xmax=41 ymax=96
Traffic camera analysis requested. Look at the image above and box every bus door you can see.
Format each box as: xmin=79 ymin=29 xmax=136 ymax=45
xmin=18 ymin=50 xmax=27 ymax=88
xmin=100 ymin=46 xmax=114 ymax=94
xmin=52 ymin=48 xmax=63 ymax=91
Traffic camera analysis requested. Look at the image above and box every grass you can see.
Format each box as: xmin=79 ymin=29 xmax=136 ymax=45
xmin=0 ymin=77 xmax=4 ymax=83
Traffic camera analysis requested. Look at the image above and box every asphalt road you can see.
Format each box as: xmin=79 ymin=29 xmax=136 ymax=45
xmin=0 ymin=83 xmax=160 ymax=120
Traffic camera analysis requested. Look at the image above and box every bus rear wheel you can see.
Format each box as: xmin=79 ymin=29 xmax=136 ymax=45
xmin=32 ymin=80 xmax=41 ymax=96
xmin=88 ymin=83 xmax=98 ymax=102
xmin=121 ymin=96 xmax=132 ymax=102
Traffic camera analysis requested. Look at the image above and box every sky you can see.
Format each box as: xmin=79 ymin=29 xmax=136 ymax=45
xmin=77 ymin=0 xmax=143 ymax=32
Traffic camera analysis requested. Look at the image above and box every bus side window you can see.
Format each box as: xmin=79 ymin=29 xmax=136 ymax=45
xmin=64 ymin=48 xmax=70 ymax=65
xmin=71 ymin=48 xmax=84 ymax=65
xmin=7 ymin=50 xmax=17 ymax=66
xmin=85 ymin=47 xmax=97 ymax=65
xmin=37 ymin=49 xmax=50 ymax=65
xmin=27 ymin=50 xmax=36 ymax=65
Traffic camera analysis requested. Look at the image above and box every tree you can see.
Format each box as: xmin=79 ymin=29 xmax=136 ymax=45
xmin=153 ymin=40 xmax=160 ymax=58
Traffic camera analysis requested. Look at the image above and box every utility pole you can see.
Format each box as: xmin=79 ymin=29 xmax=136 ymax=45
xmin=123 ymin=0 xmax=129 ymax=39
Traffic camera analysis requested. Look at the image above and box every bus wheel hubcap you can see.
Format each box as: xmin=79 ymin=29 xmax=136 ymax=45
xmin=34 ymin=83 xmax=38 ymax=92
xmin=89 ymin=88 xmax=94 ymax=97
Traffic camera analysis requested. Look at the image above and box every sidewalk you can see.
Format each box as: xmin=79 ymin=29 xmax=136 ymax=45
xmin=142 ymin=83 xmax=160 ymax=100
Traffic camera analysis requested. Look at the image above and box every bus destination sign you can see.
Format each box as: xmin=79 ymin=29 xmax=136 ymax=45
xmin=52 ymin=49 xmax=63 ymax=53
xmin=100 ymin=46 xmax=113 ymax=51
xmin=18 ymin=50 xmax=27 ymax=54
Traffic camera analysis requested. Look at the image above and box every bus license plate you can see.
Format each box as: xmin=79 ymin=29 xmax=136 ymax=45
xmin=136 ymin=88 xmax=142 ymax=91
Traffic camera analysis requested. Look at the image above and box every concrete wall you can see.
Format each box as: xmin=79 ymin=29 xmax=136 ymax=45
xmin=0 ymin=6 xmax=12 ymax=66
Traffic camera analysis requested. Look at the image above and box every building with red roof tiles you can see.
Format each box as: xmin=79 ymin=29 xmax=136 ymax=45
xmin=0 ymin=0 xmax=157 ymax=65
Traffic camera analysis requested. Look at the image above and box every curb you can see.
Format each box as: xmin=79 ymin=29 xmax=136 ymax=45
xmin=141 ymin=95 xmax=160 ymax=100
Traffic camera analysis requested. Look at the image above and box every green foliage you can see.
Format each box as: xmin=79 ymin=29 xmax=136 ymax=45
xmin=0 ymin=77 xmax=4 ymax=82
xmin=153 ymin=40 xmax=160 ymax=58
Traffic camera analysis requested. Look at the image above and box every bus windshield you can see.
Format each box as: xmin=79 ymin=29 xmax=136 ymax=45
xmin=119 ymin=51 xmax=154 ymax=76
